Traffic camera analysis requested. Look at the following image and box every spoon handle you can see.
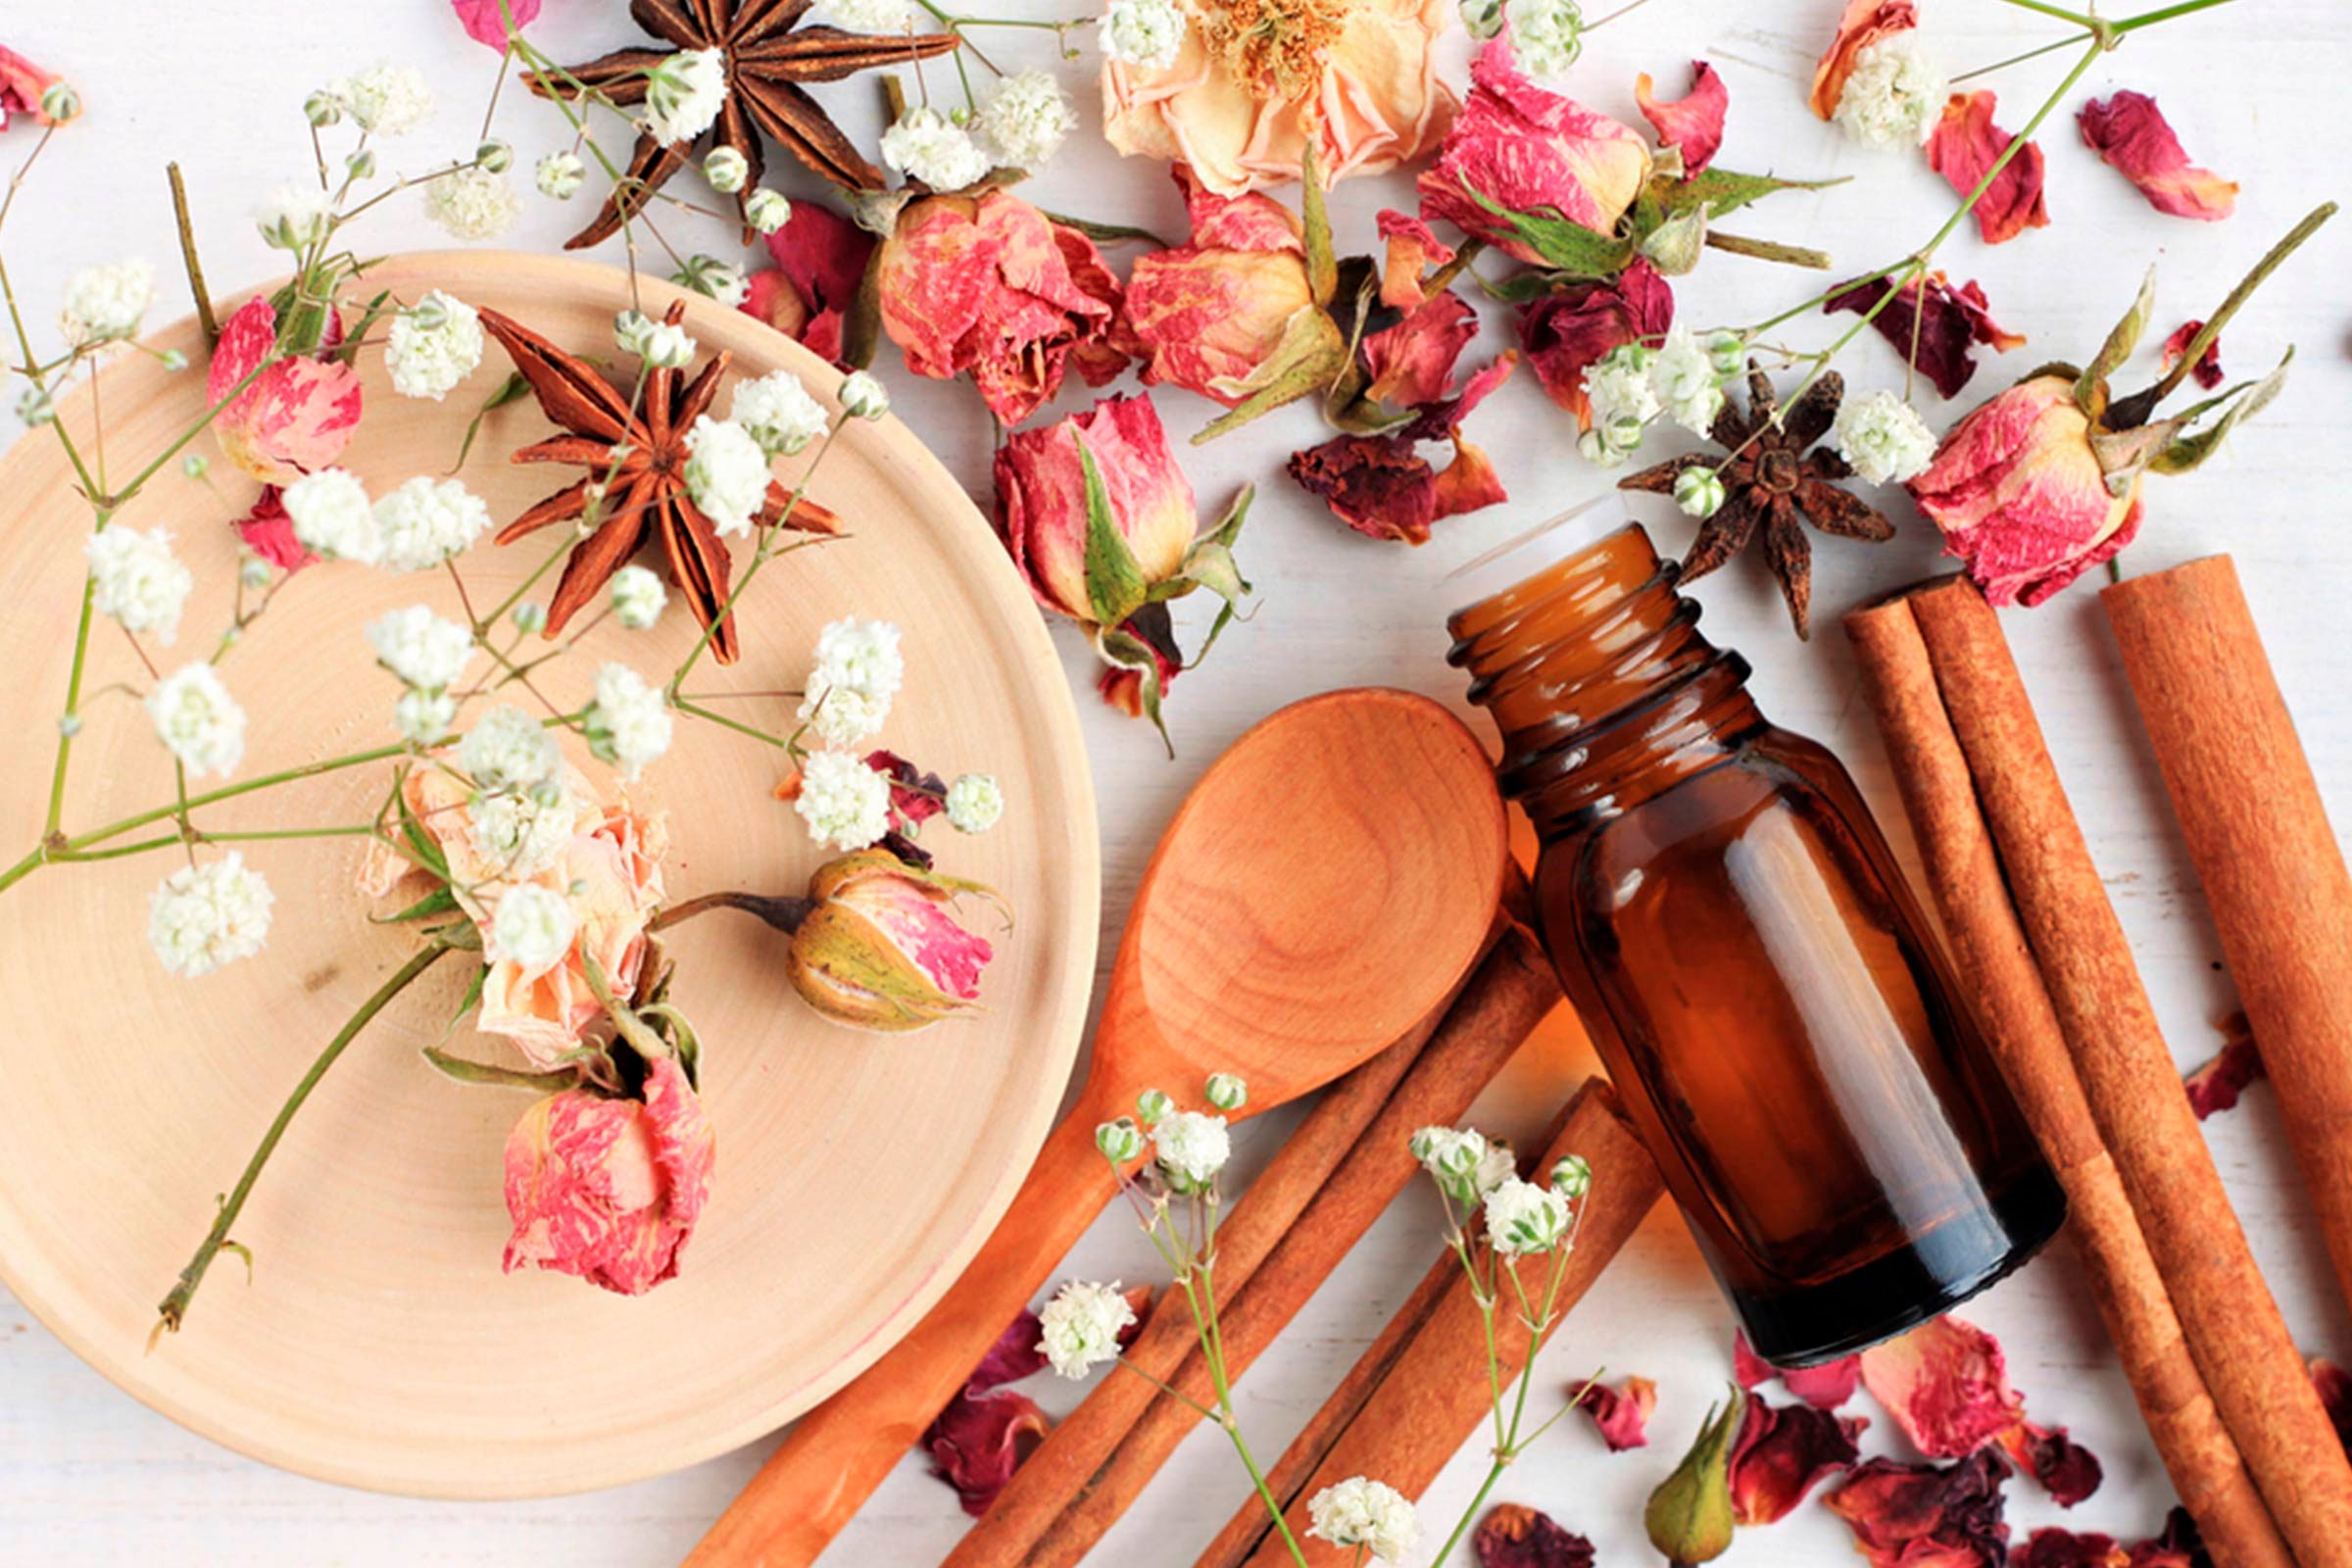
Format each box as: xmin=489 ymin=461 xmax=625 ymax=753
xmin=687 ymin=1100 xmax=1124 ymax=1567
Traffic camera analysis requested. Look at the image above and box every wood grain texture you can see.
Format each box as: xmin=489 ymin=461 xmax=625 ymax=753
xmin=0 ymin=252 xmax=1101 ymax=1498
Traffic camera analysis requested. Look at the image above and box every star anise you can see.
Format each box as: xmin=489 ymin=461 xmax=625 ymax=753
xmin=532 ymin=0 xmax=960 ymax=249
xmin=1620 ymin=365 xmax=1893 ymax=639
xmin=481 ymin=300 xmax=840 ymax=665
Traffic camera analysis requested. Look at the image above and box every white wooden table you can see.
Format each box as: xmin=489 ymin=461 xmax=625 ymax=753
xmin=5 ymin=0 xmax=2347 ymax=1561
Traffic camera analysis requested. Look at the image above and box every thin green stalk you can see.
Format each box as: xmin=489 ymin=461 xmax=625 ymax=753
xmin=1992 ymin=0 xmax=2099 ymax=26
xmin=674 ymin=698 xmax=792 ymax=749
xmin=669 ymin=429 xmax=845 ymax=691
xmin=63 ymin=741 xmax=409 ymax=851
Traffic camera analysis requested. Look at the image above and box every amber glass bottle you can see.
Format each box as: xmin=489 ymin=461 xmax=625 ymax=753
xmin=1447 ymin=511 xmax=2064 ymax=1364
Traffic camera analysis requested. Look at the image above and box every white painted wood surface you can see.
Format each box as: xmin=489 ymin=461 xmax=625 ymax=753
xmin=4 ymin=1 xmax=2347 ymax=1562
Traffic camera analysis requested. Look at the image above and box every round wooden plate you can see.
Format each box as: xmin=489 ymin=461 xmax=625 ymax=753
xmin=0 ymin=252 xmax=1099 ymax=1496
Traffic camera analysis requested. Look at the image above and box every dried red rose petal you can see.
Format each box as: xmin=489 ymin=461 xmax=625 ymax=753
xmin=1571 ymin=1374 xmax=1657 ymax=1451
xmin=1735 ymin=1329 xmax=1861 ymax=1409
xmin=2184 ymin=1010 xmax=2264 ymax=1119
xmin=1730 ymin=1394 xmax=1868 ymax=1524
xmin=742 ymin=201 xmax=876 ymax=367
xmin=2132 ymin=1509 xmax=2210 ymax=1568
xmin=1810 ymin=0 xmax=1919 ymax=120
xmin=1859 ymin=1316 xmax=2026 ymax=1459
xmin=1361 ymin=291 xmax=1479 ymax=412
xmin=1825 ymin=270 xmax=2023 ymax=400
xmin=1519 ymin=259 xmax=1674 ymax=427
xmin=926 ymin=1388 xmax=1050 ymax=1516
xmin=1928 ymin=91 xmax=2049 ymax=246
xmin=1288 ymin=354 xmax=1517 ymax=544
xmin=233 ymin=486 xmax=314 ymax=573
xmin=2312 ymin=1356 xmax=2352 ymax=1454
xmin=1377 ymin=209 xmax=1457 ymax=309
xmin=2078 ymin=92 xmax=2238 ymax=221
xmin=864 ymin=750 xmax=949 ymax=836
xmin=2015 ymin=1528 xmax=2132 ymax=1568
xmin=1636 ymin=61 xmax=1729 ymax=174
xmin=1999 ymin=1421 xmax=2103 ymax=1507
xmin=1825 ymin=1449 xmax=2012 ymax=1568
xmin=1474 ymin=1502 xmax=1595 ymax=1568
xmin=2160 ymin=319 xmax=2225 ymax=391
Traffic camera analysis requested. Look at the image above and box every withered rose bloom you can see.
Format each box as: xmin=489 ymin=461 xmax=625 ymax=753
xmin=741 ymin=200 xmax=875 ymax=366
xmin=995 ymin=392 xmax=1200 ymax=622
xmin=1289 ymin=353 xmax=1516 ymax=544
xmin=1102 ymin=0 xmax=1456 ymax=198
xmin=1519 ymin=259 xmax=1674 ymax=427
xmin=875 ymin=188 xmax=1126 ymax=426
xmin=1473 ymin=1502 xmax=1595 ymax=1568
xmin=1907 ymin=373 xmax=2144 ymax=608
xmin=209 ymin=296 xmax=365 ymax=485
xmin=1120 ymin=167 xmax=1319 ymax=408
xmin=502 ymin=1054 xmax=714 ymax=1297
xmin=788 ymin=849 xmax=1004 ymax=1033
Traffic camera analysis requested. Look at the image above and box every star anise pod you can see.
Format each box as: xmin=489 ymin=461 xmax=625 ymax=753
xmin=481 ymin=299 xmax=840 ymax=665
xmin=1620 ymin=365 xmax=1893 ymax=639
xmin=532 ymin=0 xmax=960 ymax=249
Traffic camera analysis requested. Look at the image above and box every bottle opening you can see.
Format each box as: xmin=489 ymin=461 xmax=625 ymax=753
xmin=1443 ymin=492 xmax=1633 ymax=618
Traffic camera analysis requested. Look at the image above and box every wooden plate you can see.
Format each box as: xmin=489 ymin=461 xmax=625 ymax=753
xmin=0 ymin=253 xmax=1099 ymax=1496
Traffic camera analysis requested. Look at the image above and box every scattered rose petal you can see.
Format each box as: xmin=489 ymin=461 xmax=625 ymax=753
xmin=1730 ymin=1394 xmax=1869 ymax=1524
xmin=2185 ymin=1010 xmax=2264 ymax=1119
xmin=1099 ymin=607 xmax=1182 ymax=719
xmin=1474 ymin=1502 xmax=1595 ymax=1568
xmin=0 ymin=45 xmax=64 ymax=128
xmin=233 ymin=486 xmax=314 ymax=572
xmin=2135 ymin=1508 xmax=2210 ymax=1568
xmin=1519 ymin=259 xmax=1674 ymax=427
xmin=1825 ymin=1449 xmax=2012 ymax=1568
xmin=1826 ymin=269 xmax=2024 ymax=400
xmin=450 ymin=0 xmax=542 ymax=48
xmin=1810 ymin=0 xmax=1920 ymax=121
xmin=1361 ymin=291 xmax=1479 ymax=412
xmin=1377 ymin=209 xmax=1457 ymax=308
xmin=2079 ymin=92 xmax=2237 ymax=221
xmin=208 ymin=296 xmax=366 ymax=485
xmin=744 ymin=201 xmax=877 ymax=367
xmin=1287 ymin=354 xmax=1517 ymax=544
xmin=865 ymin=750 xmax=949 ymax=835
xmin=2312 ymin=1356 xmax=2352 ymax=1454
xmin=1860 ymin=1316 xmax=2026 ymax=1459
xmin=1928 ymin=91 xmax=2049 ymax=245
xmin=2000 ymin=1422 xmax=2103 ymax=1507
xmin=2014 ymin=1528 xmax=2131 ymax=1568
xmin=925 ymin=1388 xmax=1050 ymax=1516
xmin=2160 ymin=319 xmax=2225 ymax=392
xmin=1735 ymin=1329 xmax=1862 ymax=1410
xmin=1571 ymin=1374 xmax=1657 ymax=1451
xmin=966 ymin=1306 xmax=1049 ymax=1391
xmin=1636 ymin=61 xmax=1729 ymax=174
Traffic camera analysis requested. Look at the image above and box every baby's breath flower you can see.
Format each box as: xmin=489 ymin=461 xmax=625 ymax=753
xmin=331 ymin=64 xmax=434 ymax=135
xmin=395 ymin=687 xmax=458 ymax=744
xmin=585 ymin=662 xmax=673 ymax=780
xmin=1459 ymin=0 xmax=1504 ymax=39
xmin=373 ymin=475 xmax=492 ymax=571
xmin=839 ymin=369 xmax=890 ymax=421
xmin=1411 ymin=1126 xmax=1512 ymax=1204
xmin=1096 ymin=1117 xmax=1146 ymax=1163
xmin=148 ymin=855 xmax=274 ymax=977
xmin=283 ymin=467 xmax=380 ymax=564
xmin=945 ymin=773 xmax=1003 ymax=835
xmin=703 ymin=145 xmax=750 ymax=193
xmin=1101 ymin=0 xmax=1187 ymax=71
xmin=1307 ymin=1478 xmax=1420 ymax=1566
xmin=744 ymin=187 xmax=791 ymax=234
xmin=1834 ymin=35 xmax=1947 ymax=150
xmin=1579 ymin=344 xmax=1660 ymax=467
xmin=84 ymin=525 xmax=192 ymax=645
xmin=1674 ymin=465 xmax=1726 ymax=518
xmin=794 ymin=748 xmax=891 ymax=851
xmin=60 ymin=259 xmax=155 ymax=347
xmin=237 ymin=553 xmax=270 ymax=590
xmin=799 ymin=686 xmax=887 ymax=748
xmin=535 ymin=150 xmax=587 ymax=200
xmin=1652 ymin=323 xmax=1726 ymax=436
xmin=1504 ymin=0 xmax=1585 ymax=84
xmin=673 ymin=253 xmax=750 ymax=308
xmin=39 ymin=79 xmax=81 ymax=123
xmin=365 ymin=604 xmax=474 ymax=691
xmin=423 ymin=167 xmax=520 ymax=242
xmin=1704 ymin=329 xmax=1747 ymax=377
xmin=684 ymin=416 xmax=772 ymax=537
xmin=1136 ymin=1088 xmax=1173 ymax=1127
xmin=385 ymin=290 xmax=485 ymax=402
xmin=304 ymin=88 xmax=344 ymax=127
xmin=730 ymin=369 xmax=830 ymax=457
xmin=472 ymin=788 xmax=576 ymax=879
xmin=145 ymin=662 xmax=247 ymax=778
xmin=160 ymin=349 xmax=188 ymax=372
xmin=880 ymin=105 xmax=992 ymax=192
xmin=1036 ymin=1280 xmax=1136 ymax=1380
xmin=1483 ymin=1175 xmax=1573 ymax=1255
xmin=610 ymin=564 xmax=668 ymax=629
xmin=1550 ymin=1152 xmax=1592 ymax=1199
xmin=1203 ymin=1072 xmax=1248 ymax=1111
xmin=490 ymin=882 xmax=578 ymax=968
xmin=255 ymin=185 xmax=333 ymax=252
xmin=461 ymin=703 xmax=561 ymax=793
xmin=821 ymin=0 xmax=914 ymax=28
xmin=643 ymin=47 xmax=728 ymax=146
xmin=512 ymin=601 xmax=549 ymax=633
xmin=811 ymin=616 xmax=905 ymax=703
xmin=641 ymin=320 xmax=697 ymax=369
xmin=1833 ymin=388 xmax=1938 ymax=486
xmin=1152 ymin=1109 xmax=1231 ymax=1191
xmin=977 ymin=71 xmax=1077 ymax=170
xmin=476 ymin=138 xmax=514 ymax=174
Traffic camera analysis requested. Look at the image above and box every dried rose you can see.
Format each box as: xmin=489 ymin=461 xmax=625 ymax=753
xmin=787 ymin=849 xmax=1004 ymax=1033
xmin=2000 ymin=1421 xmax=2103 ymax=1507
xmin=1808 ymin=0 xmax=1920 ymax=121
xmin=1102 ymin=0 xmax=1456 ymax=198
xmin=1733 ymin=1329 xmax=1861 ymax=1410
xmin=1824 ymin=269 xmax=2023 ymax=400
xmin=0 ymin=45 xmax=67 ymax=127
xmin=1728 ymin=1395 xmax=1868 ymax=1525
xmin=1825 ymin=1449 xmax=2012 ymax=1568
xmin=1636 ymin=61 xmax=1729 ymax=174
xmin=1098 ymin=606 xmax=1183 ymax=720
xmin=1518 ymin=259 xmax=1674 ymax=427
xmin=1119 ymin=167 xmax=1324 ymax=408
xmin=1907 ymin=372 xmax=2143 ymax=607
xmin=926 ymin=1388 xmax=1050 ymax=1516
xmin=1377 ymin=209 xmax=1456 ymax=308
xmin=1289 ymin=354 xmax=1515 ymax=544
xmin=2160 ymin=318 xmax=2225 ymax=391
xmin=1858 ymin=1316 xmax=2027 ymax=1459
xmin=2185 ymin=1011 xmax=2264 ymax=1119
xmin=1474 ymin=1502 xmax=1594 ymax=1568
xmin=741 ymin=200 xmax=875 ymax=367
xmin=1570 ymin=1374 xmax=1656 ymax=1451
xmin=1928 ymin=91 xmax=2049 ymax=246
xmin=208 ymin=295 xmax=366 ymax=485
xmin=1417 ymin=40 xmax=1652 ymax=267
xmin=502 ymin=1053 xmax=713 ymax=1296
xmin=875 ymin=188 xmax=1125 ymax=426
xmin=1645 ymin=1389 xmax=1741 ymax=1565
xmin=2079 ymin=92 xmax=2237 ymax=221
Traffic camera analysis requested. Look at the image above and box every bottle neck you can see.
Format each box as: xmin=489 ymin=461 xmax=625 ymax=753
xmin=1446 ymin=522 xmax=1763 ymax=839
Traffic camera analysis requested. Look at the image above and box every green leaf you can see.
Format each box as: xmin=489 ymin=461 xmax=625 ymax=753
xmin=1477 ymin=269 xmax=1576 ymax=305
xmin=396 ymin=789 xmax=449 ymax=878
xmin=1038 ymin=210 xmax=1172 ymax=249
xmin=1639 ymin=203 xmax=1710 ymax=276
xmin=1094 ymin=622 xmax=1173 ymax=757
xmin=1299 ymin=142 xmax=1338 ymax=308
xmin=449 ymin=962 xmax=489 ymax=1028
xmin=1658 ymin=166 xmax=1846 ymax=221
xmin=2078 ymin=264 xmax=2157 ymax=422
xmin=1192 ymin=307 xmax=1350 ymax=444
xmin=2152 ymin=348 xmax=2294 ymax=475
xmin=1078 ymin=443 xmax=1149 ymax=627
xmin=336 ymin=290 xmax=394 ymax=368
xmin=374 ymin=885 xmax=461 ymax=925
xmin=640 ymin=1002 xmax=704 ymax=1092
xmin=1462 ymin=179 xmax=1633 ymax=278
xmin=422 ymin=1046 xmax=585 ymax=1094
xmin=446 ymin=369 xmax=531 ymax=475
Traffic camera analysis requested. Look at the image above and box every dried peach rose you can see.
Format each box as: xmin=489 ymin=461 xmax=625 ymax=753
xmin=1119 ymin=167 xmax=1318 ymax=408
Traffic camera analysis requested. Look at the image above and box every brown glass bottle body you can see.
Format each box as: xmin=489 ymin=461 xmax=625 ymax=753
xmin=1449 ymin=522 xmax=2062 ymax=1364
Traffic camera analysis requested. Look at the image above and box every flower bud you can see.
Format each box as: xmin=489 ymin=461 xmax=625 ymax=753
xmin=786 ymin=850 xmax=1005 ymax=1032
xmin=1204 ymin=1072 xmax=1248 ymax=1111
xmin=159 ymin=348 xmax=188 ymax=372
xmin=238 ymin=554 xmax=271 ymax=589
xmin=1704 ymin=329 xmax=1747 ymax=378
xmin=1605 ymin=413 xmax=1645 ymax=452
xmin=346 ymin=148 xmax=379 ymax=181
xmin=745 ymin=187 xmax=791 ymax=234
xmin=477 ymin=138 xmax=514 ymax=174
xmin=1458 ymin=0 xmax=1504 ymax=38
xmin=512 ymin=601 xmax=548 ymax=633
xmin=305 ymin=89 xmax=344 ymax=127
xmin=1577 ymin=428 xmax=1613 ymax=466
xmin=57 ymin=712 xmax=81 ymax=737
xmin=839 ymin=368 xmax=890 ymax=421
xmin=641 ymin=321 xmax=697 ymax=369
xmin=536 ymin=150 xmax=586 ymax=201
xmin=408 ymin=294 xmax=451 ymax=333
xmin=671 ymin=253 xmax=747 ymax=308
xmin=1096 ymin=1116 xmax=1146 ymax=1163
xmin=1550 ymin=1152 xmax=1592 ymax=1199
xmin=613 ymin=308 xmax=655 ymax=358
xmin=1674 ymin=466 xmax=1726 ymax=518
xmin=1647 ymin=1391 xmax=1742 ymax=1564
xmin=16 ymin=386 xmax=54 ymax=427
xmin=503 ymin=1055 xmax=714 ymax=1295
xmin=40 ymin=80 xmax=81 ymax=123
xmin=181 ymin=454 xmax=208 ymax=480
xmin=703 ymin=145 xmax=750 ymax=193
xmin=1136 ymin=1088 xmax=1173 ymax=1128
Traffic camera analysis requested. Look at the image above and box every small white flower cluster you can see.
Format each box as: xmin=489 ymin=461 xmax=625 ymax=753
xmin=255 ymin=186 xmax=334 ymax=252
xmin=1834 ymin=35 xmax=1948 ymax=151
xmin=798 ymin=615 xmax=903 ymax=749
xmin=489 ymin=881 xmax=578 ymax=969
xmin=1833 ymin=388 xmax=1938 ymax=486
xmin=145 ymin=662 xmax=248 ymax=778
xmin=615 ymin=309 xmax=698 ymax=370
xmin=1579 ymin=327 xmax=1746 ymax=473
xmin=1578 ymin=344 xmax=1662 ymax=467
xmin=1306 ymin=1477 xmax=1421 ymax=1567
xmin=535 ymin=150 xmax=587 ymax=201
xmin=1504 ymin=0 xmax=1585 ymax=85
xmin=643 ymin=47 xmax=728 ymax=147
xmin=785 ymin=619 xmax=1004 ymax=849
xmin=839 ymin=369 xmax=891 ymax=422
xmin=944 ymin=771 xmax=1004 ymax=835
xmin=282 ymin=468 xmax=491 ymax=572
xmin=1483 ymin=1175 xmax=1575 ymax=1256
xmin=462 ymin=704 xmax=563 ymax=795
xmin=794 ymin=749 xmax=893 ymax=852
xmin=1036 ymin=1279 xmax=1137 ymax=1381
xmin=60 ymin=259 xmax=156 ymax=348
xmin=473 ymin=787 xmax=576 ymax=880
xmin=85 ymin=525 xmax=193 ymax=646
xmin=366 ymin=605 xmax=473 ymax=696
xmin=148 ymin=853 xmax=274 ymax=977
xmin=328 ymin=64 xmax=434 ymax=136
xmin=976 ymin=71 xmax=1077 ymax=171
xmin=384 ymin=290 xmax=485 ymax=402
xmin=672 ymin=253 xmax=750 ymax=309
xmin=820 ymin=0 xmax=914 ymax=29
xmin=585 ymin=662 xmax=673 ymax=781
xmin=731 ymin=370 xmax=830 ymax=459
xmin=683 ymin=416 xmax=773 ymax=537
xmin=423 ymin=167 xmax=519 ymax=242
xmin=610 ymin=564 xmax=668 ymax=630
xmin=880 ymin=105 xmax=992 ymax=193
xmin=1409 ymin=1124 xmax=1516 ymax=1207
xmin=1101 ymin=0 xmax=1187 ymax=71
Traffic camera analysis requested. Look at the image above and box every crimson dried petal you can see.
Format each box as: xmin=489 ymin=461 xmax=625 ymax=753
xmin=1825 ymin=1449 xmax=2012 ymax=1568
xmin=2312 ymin=1356 xmax=2352 ymax=1455
xmin=450 ymin=0 xmax=541 ymax=48
xmin=924 ymin=1388 xmax=1050 ymax=1516
xmin=234 ymin=486 xmax=314 ymax=573
xmin=2132 ymin=1507 xmax=2211 ymax=1568
xmin=2078 ymin=92 xmax=2238 ymax=221
xmin=1571 ymin=1374 xmax=1657 ymax=1451
xmin=1519 ymin=259 xmax=1674 ymax=426
xmin=2185 ymin=1011 xmax=2265 ymax=1119
xmin=1290 ymin=355 xmax=1519 ymax=544
xmin=2160 ymin=319 xmax=2225 ymax=391
xmin=1928 ymin=91 xmax=2049 ymax=246
xmin=1860 ymin=1316 xmax=2026 ymax=1459
xmin=1735 ymin=1329 xmax=1862 ymax=1409
xmin=1636 ymin=61 xmax=1729 ymax=174
xmin=864 ymin=750 xmax=949 ymax=835
xmin=1999 ymin=1421 xmax=2102 ymax=1507
xmin=1730 ymin=1394 xmax=1868 ymax=1524
xmin=742 ymin=200 xmax=876 ymax=366
xmin=1361 ymin=291 xmax=1479 ymax=412
xmin=1474 ymin=1502 xmax=1595 ymax=1568
xmin=1825 ymin=270 xmax=2024 ymax=400
xmin=2015 ymin=1528 xmax=2131 ymax=1568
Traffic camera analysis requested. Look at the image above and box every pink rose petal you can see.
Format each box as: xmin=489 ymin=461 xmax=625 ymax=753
xmin=1636 ymin=61 xmax=1729 ymax=174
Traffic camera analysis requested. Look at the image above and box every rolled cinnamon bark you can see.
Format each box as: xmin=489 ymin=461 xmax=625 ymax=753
xmin=1897 ymin=576 xmax=2352 ymax=1567
xmin=945 ymin=925 xmax=1563 ymax=1568
xmin=2103 ymin=557 xmax=2352 ymax=1324
xmin=1199 ymin=1079 xmax=1664 ymax=1568
xmin=1845 ymin=595 xmax=2292 ymax=1568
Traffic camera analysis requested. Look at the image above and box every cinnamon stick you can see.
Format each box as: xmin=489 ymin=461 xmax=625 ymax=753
xmin=2103 ymin=557 xmax=2352 ymax=1324
xmin=1895 ymin=576 xmax=2352 ymax=1567
xmin=1199 ymin=1079 xmax=1665 ymax=1568
xmin=946 ymin=924 xmax=1564 ymax=1568
xmin=1845 ymin=595 xmax=2293 ymax=1568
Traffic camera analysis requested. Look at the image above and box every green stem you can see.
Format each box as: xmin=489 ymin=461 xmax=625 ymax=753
xmin=673 ymin=698 xmax=793 ymax=749
xmin=669 ymin=430 xmax=844 ymax=693
xmin=1431 ymin=1462 xmax=1508 ymax=1568
xmin=2143 ymin=201 xmax=2336 ymax=406
xmin=1991 ymin=0 xmax=2098 ymax=26
xmin=62 ymin=742 xmax=408 ymax=852
xmin=2115 ymin=0 xmax=2239 ymax=31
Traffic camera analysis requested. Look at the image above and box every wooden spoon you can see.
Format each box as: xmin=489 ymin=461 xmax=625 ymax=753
xmin=687 ymin=688 xmax=1507 ymax=1567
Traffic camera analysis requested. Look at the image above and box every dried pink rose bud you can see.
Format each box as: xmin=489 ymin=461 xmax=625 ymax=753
xmin=788 ymin=850 xmax=1004 ymax=1033
xmin=1119 ymin=168 xmax=1321 ymax=409
xmin=993 ymin=393 xmax=1199 ymax=627
xmin=207 ymin=296 xmax=366 ymax=486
